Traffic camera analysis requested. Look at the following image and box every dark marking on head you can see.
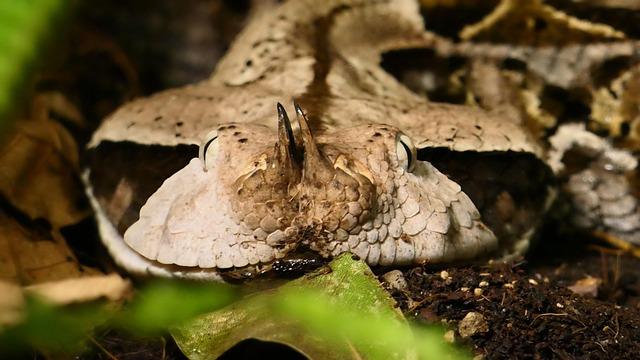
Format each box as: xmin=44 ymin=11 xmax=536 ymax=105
xmin=239 ymin=138 xmax=248 ymax=143
xmin=373 ymin=132 xmax=382 ymax=137
xmin=88 ymin=142 xmax=197 ymax=235
xmin=176 ymin=121 xmax=183 ymax=127
xmin=154 ymin=116 xmax=163 ymax=122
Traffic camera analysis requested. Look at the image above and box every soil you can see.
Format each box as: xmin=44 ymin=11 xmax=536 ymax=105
xmin=386 ymin=231 xmax=640 ymax=359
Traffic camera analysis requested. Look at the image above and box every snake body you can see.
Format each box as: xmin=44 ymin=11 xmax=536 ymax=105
xmin=86 ymin=0 xmax=569 ymax=280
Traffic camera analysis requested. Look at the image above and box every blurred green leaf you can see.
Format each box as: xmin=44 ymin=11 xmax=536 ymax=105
xmin=0 ymin=298 xmax=110 ymax=355
xmin=0 ymin=280 xmax=238 ymax=356
xmin=0 ymin=0 xmax=67 ymax=128
xmin=172 ymin=253 xmax=468 ymax=360
xmin=0 ymin=257 xmax=466 ymax=359
xmin=114 ymin=280 xmax=237 ymax=335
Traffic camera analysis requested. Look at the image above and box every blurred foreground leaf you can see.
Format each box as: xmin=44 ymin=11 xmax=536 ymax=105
xmin=0 ymin=298 xmax=109 ymax=354
xmin=114 ymin=280 xmax=237 ymax=335
xmin=172 ymin=254 xmax=467 ymax=359
xmin=0 ymin=280 xmax=237 ymax=356
xmin=0 ymin=0 xmax=68 ymax=127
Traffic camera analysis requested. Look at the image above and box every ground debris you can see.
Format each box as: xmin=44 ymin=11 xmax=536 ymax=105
xmin=458 ymin=312 xmax=489 ymax=338
xmin=382 ymin=270 xmax=408 ymax=292
xmin=391 ymin=263 xmax=640 ymax=359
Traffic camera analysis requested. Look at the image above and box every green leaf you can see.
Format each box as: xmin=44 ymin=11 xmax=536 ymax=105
xmin=0 ymin=0 xmax=67 ymax=127
xmin=0 ymin=298 xmax=110 ymax=355
xmin=172 ymin=253 xmax=468 ymax=360
xmin=114 ymin=280 xmax=237 ymax=335
xmin=0 ymin=281 xmax=237 ymax=356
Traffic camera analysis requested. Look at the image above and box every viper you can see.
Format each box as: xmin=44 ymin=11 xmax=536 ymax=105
xmin=84 ymin=0 xmax=639 ymax=281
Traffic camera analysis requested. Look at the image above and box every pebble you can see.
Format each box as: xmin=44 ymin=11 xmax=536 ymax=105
xmin=474 ymin=288 xmax=484 ymax=296
xmin=382 ymin=270 xmax=408 ymax=291
xmin=440 ymin=270 xmax=450 ymax=280
xmin=458 ymin=312 xmax=489 ymax=338
xmin=479 ymin=281 xmax=489 ymax=287
xmin=443 ymin=330 xmax=456 ymax=344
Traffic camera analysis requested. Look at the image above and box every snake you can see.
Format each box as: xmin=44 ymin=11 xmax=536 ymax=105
xmin=83 ymin=0 xmax=638 ymax=281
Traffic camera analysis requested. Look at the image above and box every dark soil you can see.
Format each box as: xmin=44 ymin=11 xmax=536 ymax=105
xmin=386 ymin=233 xmax=640 ymax=359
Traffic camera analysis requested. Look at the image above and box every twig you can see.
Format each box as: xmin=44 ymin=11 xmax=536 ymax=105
xmin=88 ymin=336 xmax=119 ymax=360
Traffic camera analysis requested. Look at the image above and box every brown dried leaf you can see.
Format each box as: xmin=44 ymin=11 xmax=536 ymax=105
xmin=0 ymin=94 xmax=89 ymax=229
xmin=0 ymin=209 xmax=99 ymax=285
xmin=25 ymin=273 xmax=131 ymax=306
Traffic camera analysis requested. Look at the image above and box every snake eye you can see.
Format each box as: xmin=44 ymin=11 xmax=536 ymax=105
xmin=199 ymin=129 xmax=219 ymax=171
xmin=396 ymin=133 xmax=417 ymax=172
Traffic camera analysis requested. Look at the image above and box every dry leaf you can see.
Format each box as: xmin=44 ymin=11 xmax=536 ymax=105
xmin=0 ymin=94 xmax=89 ymax=229
xmin=24 ymin=273 xmax=131 ymax=306
xmin=0 ymin=209 xmax=99 ymax=285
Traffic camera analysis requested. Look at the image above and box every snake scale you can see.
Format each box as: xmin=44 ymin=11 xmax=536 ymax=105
xmin=84 ymin=0 xmax=640 ymax=281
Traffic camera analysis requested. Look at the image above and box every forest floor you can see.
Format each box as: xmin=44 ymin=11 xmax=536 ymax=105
xmin=391 ymin=233 xmax=640 ymax=359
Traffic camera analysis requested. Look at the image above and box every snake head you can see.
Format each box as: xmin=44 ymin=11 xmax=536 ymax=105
xmin=123 ymin=103 xmax=497 ymax=271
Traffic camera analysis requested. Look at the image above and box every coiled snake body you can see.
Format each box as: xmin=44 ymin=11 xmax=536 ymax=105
xmin=84 ymin=0 xmax=638 ymax=281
